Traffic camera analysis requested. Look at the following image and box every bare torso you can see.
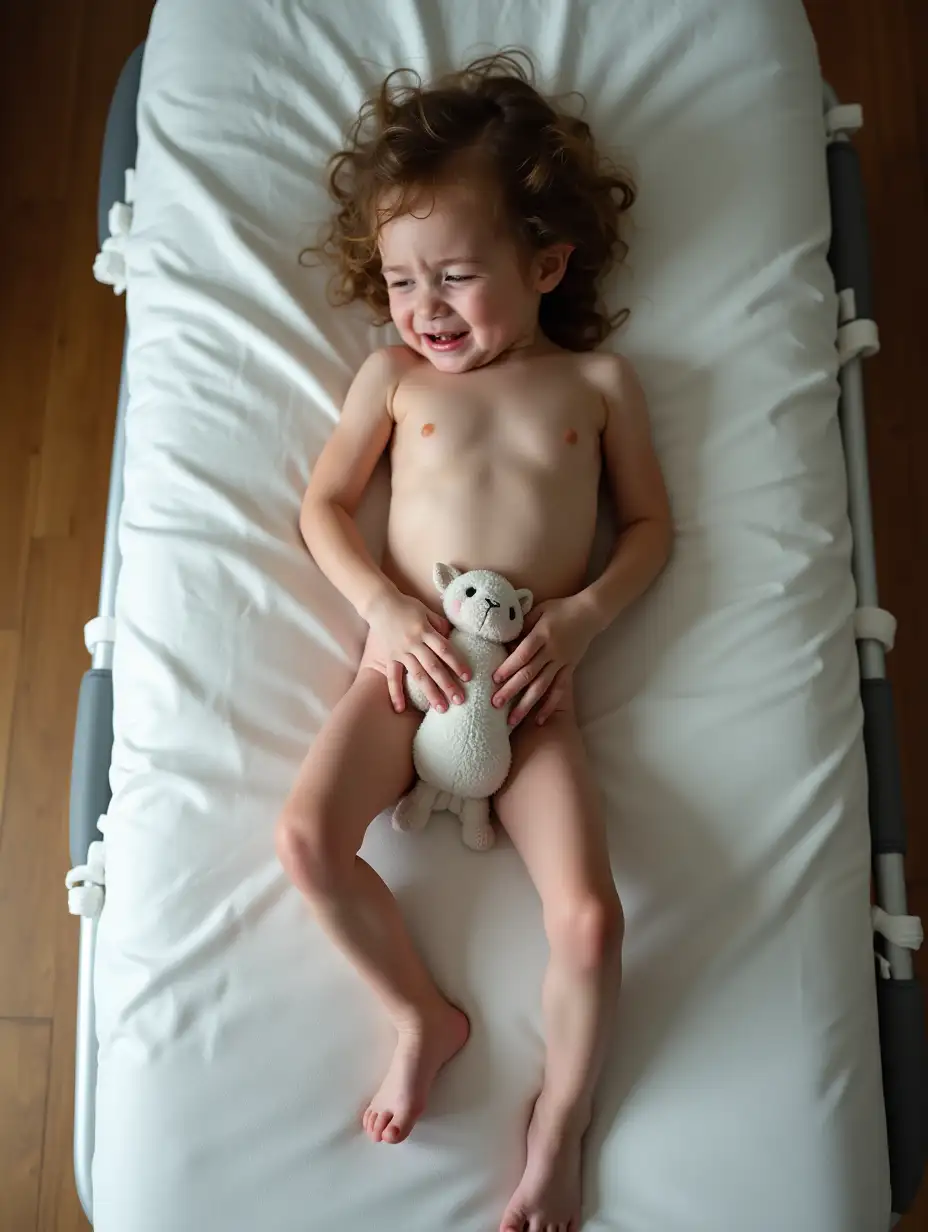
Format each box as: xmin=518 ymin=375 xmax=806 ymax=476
xmin=384 ymin=348 xmax=607 ymax=607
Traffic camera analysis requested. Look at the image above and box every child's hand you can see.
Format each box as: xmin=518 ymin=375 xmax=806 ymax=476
xmin=366 ymin=589 xmax=470 ymax=714
xmin=491 ymin=595 xmax=600 ymax=726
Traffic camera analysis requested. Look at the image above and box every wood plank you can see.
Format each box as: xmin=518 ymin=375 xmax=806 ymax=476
xmin=0 ymin=538 xmax=96 ymax=1019
xmin=0 ymin=631 xmax=20 ymax=834
xmin=0 ymin=1018 xmax=53 ymax=1232
xmin=0 ymin=208 xmax=63 ymax=628
xmin=32 ymin=0 xmax=150 ymax=542
xmin=36 ymin=902 xmax=89 ymax=1232
xmin=0 ymin=0 xmax=87 ymax=208
xmin=896 ymin=880 xmax=928 ymax=1230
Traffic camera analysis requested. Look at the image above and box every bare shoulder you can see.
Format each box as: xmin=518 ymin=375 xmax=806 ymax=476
xmin=355 ymin=345 xmax=423 ymax=418
xmin=363 ymin=344 xmax=422 ymax=384
xmin=576 ymin=350 xmax=643 ymax=406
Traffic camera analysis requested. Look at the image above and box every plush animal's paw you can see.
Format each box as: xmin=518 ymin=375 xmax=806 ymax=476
xmin=461 ymin=816 xmax=495 ymax=852
xmin=393 ymin=789 xmax=432 ymax=834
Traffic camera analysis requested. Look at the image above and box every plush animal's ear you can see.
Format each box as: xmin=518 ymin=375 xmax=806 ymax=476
xmin=515 ymin=588 xmax=533 ymax=615
xmin=433 ymin=562 xmax=462 ymax=594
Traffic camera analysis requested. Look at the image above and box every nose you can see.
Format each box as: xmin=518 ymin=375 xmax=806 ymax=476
xmin=414 ymin=282 xmax=448 ymax=324
xmin=484 ymin=598 xmax=500 ymax=610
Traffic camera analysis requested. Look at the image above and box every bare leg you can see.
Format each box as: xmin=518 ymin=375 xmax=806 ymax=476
xmin=494 ymin=703 xmax=623 ymax=1232
xmin=276 ymin=668 xmax=469 ymax=1145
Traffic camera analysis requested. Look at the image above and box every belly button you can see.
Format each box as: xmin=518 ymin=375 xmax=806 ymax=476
xmin=421 ymin=422 xmax=435 ymax=437
xmin=565 ymin=428 xmax=578 ymax=445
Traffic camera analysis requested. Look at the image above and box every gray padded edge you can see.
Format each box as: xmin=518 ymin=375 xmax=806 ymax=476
xmin=97 ymin=43 xmax=144 ymax=248
xmin=878 ymin=978 xmax=928 ymax=1214
xmin=827 ymin=141 xmax=873 ymax=321
xmin=862 ymin=679 xmax=906 ymax=856
xmin=69 ymin=670 xmax=113 ymax=866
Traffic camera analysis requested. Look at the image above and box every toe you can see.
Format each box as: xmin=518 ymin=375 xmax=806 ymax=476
xmin=373 ymin=1110 xmax=392 ymax=1142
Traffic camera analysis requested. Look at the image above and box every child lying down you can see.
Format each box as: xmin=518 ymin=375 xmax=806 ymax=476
xmin=276 ymin=51 xmax=672 ymax=1232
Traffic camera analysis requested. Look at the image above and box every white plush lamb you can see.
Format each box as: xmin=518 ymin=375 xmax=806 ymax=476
xmin=392 ymin=563 xmax=533 ymax=851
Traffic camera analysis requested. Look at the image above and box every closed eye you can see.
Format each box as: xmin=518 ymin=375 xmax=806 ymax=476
xmin=387 ymin=279 xmax=412 ymax=290
xmin=444 ymin=274 xmax=476 ymax=283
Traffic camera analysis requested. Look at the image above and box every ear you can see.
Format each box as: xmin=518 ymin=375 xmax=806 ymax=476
xmin=433 ymin=562 xmax=462 ymax=594
xmin=515 ymin=588 xmax=533 ymax=615
xmin=532 ymin=243 xmax=574 ymax=294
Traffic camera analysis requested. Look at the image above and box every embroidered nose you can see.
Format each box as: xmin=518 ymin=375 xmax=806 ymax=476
xmin=484 ymin=598 xmax=500 ymax=610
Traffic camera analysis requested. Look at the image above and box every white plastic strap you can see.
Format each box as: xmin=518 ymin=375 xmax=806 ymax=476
xmin=837 ymin=318 xmax=880 ymax=366
xmin=84 ymin=615 xmax=116 ymax=656
xmin=873 ymin=904 xmax=923 ymax=974
xmin=854 ymin=606 xmax=897 ymax=652
xmin=837 ymin=288 xmax=856 ymax=326
xmin=92 ymin=171 xmax=135 ymax=295
xmin=66 ymin=838 xmax=106 ymax=918
xmin=825 ymin=103 xmax=863 ymax=141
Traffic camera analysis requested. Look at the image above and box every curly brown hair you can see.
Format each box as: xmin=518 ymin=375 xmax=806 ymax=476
xmin=312 ymin=50 xmax=636 ymax=352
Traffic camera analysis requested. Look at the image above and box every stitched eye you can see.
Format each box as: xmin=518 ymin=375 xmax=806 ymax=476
xmin=465 ymin=587 xmax=476 ymax=597
xmin=509 ymin=607 xmax=516 ymax=620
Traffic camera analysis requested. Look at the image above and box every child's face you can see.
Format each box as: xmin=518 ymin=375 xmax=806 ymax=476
xmin=378 ymin=176 xmax=567 ymax=373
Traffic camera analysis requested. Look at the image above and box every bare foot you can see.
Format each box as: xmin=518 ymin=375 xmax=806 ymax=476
xmin=499 ymin=1095 xmax=585 ymax=1232
xmin=362 ymin=1002 xmax=469 ymax=1145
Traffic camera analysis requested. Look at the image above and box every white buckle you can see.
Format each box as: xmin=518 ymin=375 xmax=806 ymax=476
xmin=837 ymin=318 xmax=879 ymax=366
xmin=826 ymin=103 xmax=863 ymax=141
xmin=854 ymin=606 xmax=897 ymax=652
xmin=84 ymin=615 xmax=116 ymax=656
xmin=873 ymin=905 xmax=923 ymax=950
xmin=66 ymin=838 xmax=106 ymax=918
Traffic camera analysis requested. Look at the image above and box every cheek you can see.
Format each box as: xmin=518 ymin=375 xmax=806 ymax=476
xmin=461 ymin=285 xmax=502 ymax=328
xmin=388 ymin=295 xmax=412 ymax=329
xmin=465 ymin=282 xmax=523 ymax=333
xmin=449 ymin=598 xmax=462 ymax=616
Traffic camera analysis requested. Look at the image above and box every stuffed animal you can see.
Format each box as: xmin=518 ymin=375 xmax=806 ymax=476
xmin=392 ymin=563 xmax=533 ymax=851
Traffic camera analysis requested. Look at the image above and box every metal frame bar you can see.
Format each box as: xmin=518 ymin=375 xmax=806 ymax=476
xmin=72 ymin=346 xmax=128 ymax=1224
xmin=69 ymin=41 xmax=143 ymax=1225
xmin=824 ymin=84 xmax=928 ymax=1221
xmin=69 ymin=52 xmax=923 ymax=1232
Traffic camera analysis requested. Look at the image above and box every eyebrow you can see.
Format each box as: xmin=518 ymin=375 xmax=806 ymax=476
xmin=381 ymin=258 xmax=481 ymax=274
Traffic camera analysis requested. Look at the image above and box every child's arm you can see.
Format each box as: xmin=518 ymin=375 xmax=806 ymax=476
xmin=301 ymin=348 xmax=404 ymax=619
xmin=492 ymin=355 xmax=672 ymax=725
xmin=578 ymin=355 xmax=673 ymax=626
xmin=301 ymin=347 xmax=469 ymax=712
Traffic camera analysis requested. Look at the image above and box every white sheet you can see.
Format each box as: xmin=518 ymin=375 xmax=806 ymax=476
xmin=94 ymin=1 xmax=890 ymax=1228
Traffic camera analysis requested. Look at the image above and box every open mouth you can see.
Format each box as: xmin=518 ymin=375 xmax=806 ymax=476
xmin=422 ymin=331 xmax=468 ymax=352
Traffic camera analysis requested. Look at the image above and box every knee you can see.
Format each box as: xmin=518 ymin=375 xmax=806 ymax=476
xmin=545 ymin=890 xmax=624 ymax=970
xmin=274 ymin=801 xmax=346 ymax=899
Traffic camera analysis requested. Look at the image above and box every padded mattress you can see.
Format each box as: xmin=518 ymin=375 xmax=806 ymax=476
xmin=93 ymin=0 xmax=890 ymax=1228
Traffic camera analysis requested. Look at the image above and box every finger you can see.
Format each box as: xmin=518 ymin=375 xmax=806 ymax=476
xmin=402 ymin=654 xmax=447 ymax=712
xmin=509 ymin=662 xmax=559 ymax=727
xmin=532 ymin=675 xmax=569 ymax=719
xmin=386 ymin=663 xmax=405 ymax=713
xmin=423 ymin=630 xmax=470 ymax=682
xmin=491 ymin=652 xmax=549 ymax=708
xmin=426 ymin=611 xmax=451 ymax=637
xmin=493 ymin=629 xmax=543 ymax=685
xmin=415 ymin=645 xmax=463 ymax=706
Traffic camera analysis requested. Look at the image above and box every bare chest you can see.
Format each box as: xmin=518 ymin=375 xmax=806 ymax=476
xmin=390 ymin=364 xmax=604 ymax=474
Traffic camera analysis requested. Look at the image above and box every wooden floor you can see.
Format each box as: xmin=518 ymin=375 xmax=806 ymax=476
xmin=0 ymin=1 xmax=924 ymax=1228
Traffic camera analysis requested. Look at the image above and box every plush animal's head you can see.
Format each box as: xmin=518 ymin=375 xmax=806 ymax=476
xmin=434 ymin=563 xmax=533 ymax=644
